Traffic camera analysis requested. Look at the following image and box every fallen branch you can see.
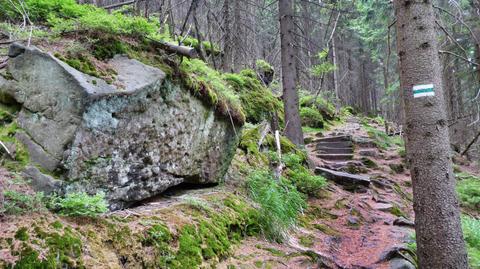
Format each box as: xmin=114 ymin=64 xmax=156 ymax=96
xmin=146 ymin=37 xmax=198 ymax=58
xmin=273 ymin=130 xmax=283 ymax=180
xmin=461 ymin=131 xmax=480 ymax=156
xmin=102 ymin=0 xmax=135 ymax=10
xmin=257 ymin=121 xmax=271 ymax=148
xmin=0 ymin=140 xmax=13 ymax=159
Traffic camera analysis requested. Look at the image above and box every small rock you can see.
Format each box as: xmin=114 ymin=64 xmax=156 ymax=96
xmin=22 ymin=166 xmax=63 ymax=195
xmin=347 ymin=216 xmax=360 ymax=226
xmin=8 ymin=42 xmax=25 ymax=57
xmin=393 ymin=217 xmax=414 ymax=228
xmin=373 ymin=203 xmax=393 ymax=212
xmin=315 ymin=167 xmax=370 ymax=188
xmin=15 ymin=132 xmax=60 ymax=172
xmin=389 ymin=258 xmax=415 ymax=269
xmin=359 ymin=149 xmax=377 ymax=157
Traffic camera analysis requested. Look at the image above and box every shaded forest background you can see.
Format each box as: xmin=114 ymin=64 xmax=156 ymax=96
xmin=74 ymin=0 xmax=479 ymax=156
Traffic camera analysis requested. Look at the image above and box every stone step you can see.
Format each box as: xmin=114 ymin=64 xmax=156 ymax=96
xmin=315 ymin=167 xmax=370 ymax=187
xmin=315 ymin=147 xmax=353 ymax=154
xmin=312 ymin=135 xmax=352 ymax=143
xmin=352 ymin=137 xmax=376 ymax=148
xmin=315 ymin=141 xmax=353 ymax=149
xmin=316 ymin=153 xmax=354 ymax=161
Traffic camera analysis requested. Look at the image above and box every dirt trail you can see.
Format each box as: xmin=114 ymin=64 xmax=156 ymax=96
xmin=304 ymin=117 xmax=415 ymax=268
xmin=220 ymin=117 xmax=417 ymax=269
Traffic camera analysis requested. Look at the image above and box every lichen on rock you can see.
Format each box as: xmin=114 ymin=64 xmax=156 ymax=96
xmin=1 ymin=43 xmax=242 ymax=210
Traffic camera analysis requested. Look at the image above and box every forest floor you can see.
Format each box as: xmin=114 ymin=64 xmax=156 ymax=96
xmin=218 ymin=116 xmax=478 ymax=269
xmin=1 ymin=116 xmax=478 ymax=268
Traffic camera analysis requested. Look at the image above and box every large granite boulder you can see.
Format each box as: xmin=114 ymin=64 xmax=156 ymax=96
xmin=1 ymin=43 xmax=240 ymax=210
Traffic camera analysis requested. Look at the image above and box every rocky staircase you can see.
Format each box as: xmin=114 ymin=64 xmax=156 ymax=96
xmin=313 ymin=135 xmax=354 ymax=161
xmin=310 ymin=133 xmax=372 ymax=189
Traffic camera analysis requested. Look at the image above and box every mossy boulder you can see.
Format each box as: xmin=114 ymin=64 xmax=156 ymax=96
xmin=2 ymin=43 xmax=240 ymax=210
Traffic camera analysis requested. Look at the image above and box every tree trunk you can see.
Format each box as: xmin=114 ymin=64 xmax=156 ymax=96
xmin=233 ymin=0 xmax=242 ymax=72
xmin=393 ymin=1 xmax=468 ymax=268
xmin=279 ymin=0 xmax=303 ymax=146
xmin=332 ymin=36 xmax=339 ymax=106
xmin=221 ymin=0 xmax=232 ymax=72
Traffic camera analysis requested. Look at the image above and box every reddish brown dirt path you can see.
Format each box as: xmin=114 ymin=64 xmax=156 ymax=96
xmin=219 ymin=117 xmax=417 ymax=269
xmin=304 ymin=117 xmax=415 ymax=268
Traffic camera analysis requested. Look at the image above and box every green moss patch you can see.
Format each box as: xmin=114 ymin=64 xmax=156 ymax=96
xmin=6 ymin=224 xmax=84 ymax=268
xmin=180 ymin=58 xmax=245 ymax=125
xmin=456 ymin=172 xmax=480 ymax=211
xmin=225 ymin=69 xmax=282 ymax=124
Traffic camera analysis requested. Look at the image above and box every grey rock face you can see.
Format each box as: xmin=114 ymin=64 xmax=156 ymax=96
xmin=4 ymin=43 xmax=239 ymax=210
xmin=389 ymin=258 xmax=415 ymax=269
xmin=23 ymin=166 xmax=63 ymax=195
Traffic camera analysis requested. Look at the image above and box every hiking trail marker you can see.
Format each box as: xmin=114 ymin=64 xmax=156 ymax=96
xmin=413 ymin=84 xmax=435 ymax=98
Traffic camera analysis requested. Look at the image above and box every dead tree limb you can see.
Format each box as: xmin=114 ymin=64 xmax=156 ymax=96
xmin=461 ymin=131 xmax=480 ymax=156
xmin=103 ymin=0 xmax=135 ymax=10
xmin=146 ymin=38 xmax=198 ymax=58
xmin=439 ymin=50 xmax=479 ymax=66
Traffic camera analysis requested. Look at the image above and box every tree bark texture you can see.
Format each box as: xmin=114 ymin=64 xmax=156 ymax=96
xmin=393 ymin=1 xmax=468 ymax=268
xmin=279 ymin=0 xmax=303 ymax=146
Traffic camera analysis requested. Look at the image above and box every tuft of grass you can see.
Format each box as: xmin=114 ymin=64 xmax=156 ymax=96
xmin=300 ymin=107 xmax=324 ymax=129
xmin=1 ymin=190 xmax=45 ymax=215
xmin=299 ymin=235 xmax=314 ymax=247
xmin=48 ymin=192 xmax=108 ymax=217
xmin=283 ymin=153 xmax=327 ymax=197
xmin=299 ymin=93 xmax=336 ymax=121
xmin=362 ymin=121 xmax=398 ymax=150
xmin=246 ymin=169 xmax=306 ymax=242
xmin=180 ymin=58 xmax=245 ymax=125
xmin=456 ymin=172 xmax=480 ymax=210
xmin=407 ymin=216 xmax=480 ymax=268
xmin=462 ymin=215 xmax=480 ymax=268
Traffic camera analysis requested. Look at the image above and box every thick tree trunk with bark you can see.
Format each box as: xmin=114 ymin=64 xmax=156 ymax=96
xmin=279 ymin=0 xmax=303 ymax=146
xmin=393 ymin=1 xmax=468 ymax=268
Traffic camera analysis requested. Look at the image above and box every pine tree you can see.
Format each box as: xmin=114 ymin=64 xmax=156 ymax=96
xmin=279 ymin=0 xmax=303 ymax=146
xmin=393 ymin=0 xmax=469 ymax=267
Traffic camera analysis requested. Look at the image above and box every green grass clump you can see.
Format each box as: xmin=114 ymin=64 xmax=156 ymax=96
xmin=407 ymin=216 xmax=480 ymax=268
xmin=246 ymin=169 xmax=306 ymax=242
xmin=299 ymin=94 xmax=336 ymax=121
xmin=180 ymin=58 xmax=245 ymax=125
xmin=456 ymin=172 xmax=480 ymax=210
xmin=283 ymin=153 xmax=327 ymax=197
xmin=49 ymin=192 xmax=108 ymax=217
xmin=462 ymin=215 xmax=480 ymax=268
xmin=363 ymin=122 xmax=395 ymax=150
xmin=300 ymin=107 xmax=324 ymax=128
xmin=182 ymin=37 xmax=220 ymax=56
xmin=239 ymin=125 xmax=303 ymax=163
xmin=255 ymin=60 xmax=274 ymax=73
xmin=10 ymin=225 xmax=84 ymax=268
xmin=299 ymin=235 xmax=314 ymax=247
xmin=390 ymin=205 xmax=407 ymax=218
xmin=1 ymin=190 xmax=44 ymax=215
xmin=0 ymin=114 xmax=30 ymax=172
